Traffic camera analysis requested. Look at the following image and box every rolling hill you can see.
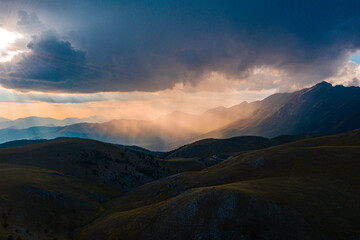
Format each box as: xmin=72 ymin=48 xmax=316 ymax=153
xmin=161 ymin=135 xmax=307 ymax=173
xmin=0 ymin=130 xmax=359 ymax=239
xmin=0 ymin=132 xmax=299 ymax=239
xmin=77 ymin=129 xmax=360 ymax=240
xmin=0 ymin=138 xmax=168 ymax=239
xmin=165 ymin=135 xmax=305 ymax=160
xmin=0 ymin=138 xmax=167 ymax=190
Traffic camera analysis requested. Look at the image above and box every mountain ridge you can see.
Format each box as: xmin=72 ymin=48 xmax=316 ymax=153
xmin=0 ymin=82 xmax=359 ymax=151
xmin=204 ymin=82 xmax=360 ymax=138
xmin=0 ymin=116 xmax=107 ymax=130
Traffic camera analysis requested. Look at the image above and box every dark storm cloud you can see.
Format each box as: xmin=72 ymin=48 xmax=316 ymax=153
xmin=1 ymin=31 xmax=109 ymax=92
xmin=1 ymin=0 xmax=360 ymax=92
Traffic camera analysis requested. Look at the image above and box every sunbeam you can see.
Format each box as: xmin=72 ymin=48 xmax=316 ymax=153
xmin=0 ymin=27 xmax=23 ymax=62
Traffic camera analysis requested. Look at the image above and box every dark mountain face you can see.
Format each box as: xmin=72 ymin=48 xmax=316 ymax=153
xmin=286 ymin=82 xmax=360 ymax=136
xmin=213 ymin=82 xmax=360 ymax=138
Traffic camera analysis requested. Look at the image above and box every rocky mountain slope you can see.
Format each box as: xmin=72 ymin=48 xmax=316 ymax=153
xmin=211 ymin=82 xmax=360 ymax=138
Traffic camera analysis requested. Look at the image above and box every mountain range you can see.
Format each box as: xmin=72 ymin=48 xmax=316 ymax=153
xmin=0 ymin=116 xmax=107 ymax=130
xmin=0 ymin=81 xmax=359 ymax=239
xmin=0 ymin=82 xmax=359 ymax=151
xmin=209 ymin=81 xmax=360 ymax=138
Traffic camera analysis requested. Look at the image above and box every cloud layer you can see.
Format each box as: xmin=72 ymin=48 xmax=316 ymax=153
xmin=2 ymin=31 xmax=107 ymax=92
xmin=0 ymin=0 xmax=360 ymax=93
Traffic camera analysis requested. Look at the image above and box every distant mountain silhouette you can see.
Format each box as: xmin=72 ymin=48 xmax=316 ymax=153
xmin=0 ymin=116 xmax=107 ymax=130
xmin=0 ymin=82 xmax=359 ymax=150
xmin=0 ymin=117 xmax=10 ymax=122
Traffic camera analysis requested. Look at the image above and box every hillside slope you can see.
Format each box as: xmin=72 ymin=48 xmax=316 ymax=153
xmin=213 ymin=82 xmax=360 ymax=138
xmin=78 ymin=129 xmax=360 ymax=240
xmin=0 ymin=138 xmax=166 ymax=189
xmin=0 ymin=138 xmax=167 ymax=239
xmin=165 ymin=135 xmax=304 ymax=160
xmin=0 ymin=167 xmax=109 ymax=240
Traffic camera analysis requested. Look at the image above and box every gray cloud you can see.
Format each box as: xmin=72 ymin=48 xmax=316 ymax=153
xmin=0 ymin=87 xmax=112 ymax=103
xmin=0 ymin=0 xmax=360 ymax=93
xmin=17 ymin=10 xmax=45 ymax=33
xmin=349 ymin=77 xmax=360 ymax=86
xmin=1 ymin=30 xmax=109 ymax=92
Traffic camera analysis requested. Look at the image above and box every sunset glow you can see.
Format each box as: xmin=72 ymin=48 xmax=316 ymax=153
xmin=0 ymin=28 xmax=23 ymax=62
xmin=0 ymin=2 xmax=359 ymax=239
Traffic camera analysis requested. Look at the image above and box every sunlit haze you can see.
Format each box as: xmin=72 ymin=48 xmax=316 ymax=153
xmin=0 ymin=1 xmax=359 ymax=121
xmin=0 ymin=28 xmax=23 ymax=62
xmin=0 ymin=2 xmax=360 ymax=239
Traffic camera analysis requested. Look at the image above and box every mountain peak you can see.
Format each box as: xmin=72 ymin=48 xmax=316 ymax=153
xmin=313 ymin=81 xmax=332 ymax=89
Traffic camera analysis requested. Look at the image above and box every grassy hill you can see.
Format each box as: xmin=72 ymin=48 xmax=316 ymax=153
xmin=0 ymin=167 xmax=109 ymax=239
xmin=0 ymin=130 xmax=359 ymax=239
xmin=77 ymin=129 xmax=360 ymax=240
xmin=0 ymin=138 xmax=68 ymax=149
xmin=0 ymin=138 xmax=168 ymax=240
xmin=0 ymin=138 xmax=167 ymax=189
xmin=164 ymin=135 xmax=304 ymax=165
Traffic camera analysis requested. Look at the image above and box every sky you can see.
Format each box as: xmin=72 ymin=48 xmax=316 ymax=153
xmin=0 ymin=0 xmax=360 ymax=120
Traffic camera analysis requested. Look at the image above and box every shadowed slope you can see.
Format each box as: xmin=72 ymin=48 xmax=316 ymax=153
xmin=0 ymin=167 xmax=109 ymax=240
xmin=212 ymin=82 xmax=360 ymax=138
xmin=0 ymin=138 xmax=167 ymax=239
xmin=0 ymin=138 xmax=167 ymax=189
xmin=164 ymin=135 xmax=304 ymax=162
xmin=78 ymin=129 xmax=360 ymax=240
